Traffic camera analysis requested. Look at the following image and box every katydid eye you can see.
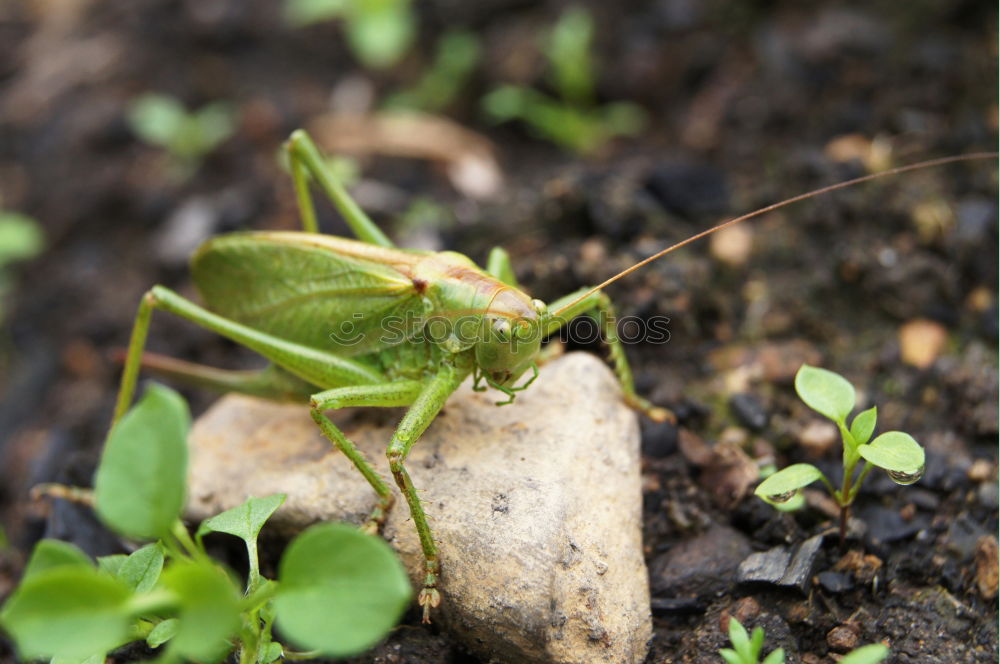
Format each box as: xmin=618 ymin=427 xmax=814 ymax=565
xmin=532 ymin=299 xmax=546 ymax=314
xmin=493 ymin=319 xmax=511 ymax=340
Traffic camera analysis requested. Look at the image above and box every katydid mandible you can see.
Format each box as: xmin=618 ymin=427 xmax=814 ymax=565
xmin=108 ymin=130 xmax=993 ymax=623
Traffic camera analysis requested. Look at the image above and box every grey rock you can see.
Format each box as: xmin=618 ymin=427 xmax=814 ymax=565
xmin=737 ymin=534 xmax=824 ymax=593
xmin=650 ymin=524 xmax=751 ymax=598
xmin=186 ymin=352 xmax=651 ymax=664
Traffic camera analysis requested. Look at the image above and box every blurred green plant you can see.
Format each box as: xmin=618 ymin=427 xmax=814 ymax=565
xmin=755 ymin=365 xmax=926 ymax=544
xmin=720 ymin=618 xmax=889 ymax=664
xmin=0 ymin=384 xmax=411 ymax=663
xmin=482 ymin=6 xmax=646 ymax=154
xmin=126 ymin=93 xmax=236 ymax=180
xmin=0 ymin=211 xmax=44 ymax=322
xmin=284 ymin=0 xmax=415 ymax=70
xmin=385 ymin=30 xmax=481 ymax=112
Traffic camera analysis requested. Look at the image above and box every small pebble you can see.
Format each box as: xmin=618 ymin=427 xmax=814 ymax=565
xmin=710 ymin=224 xmax=753 ymax=267
xmin=816 ymin=571 xmax=854 ymax=593
xmin=827 ymin=623 xmax=861 ymax=652
xmin=798 ymin=419 xmax=839 ymax=457
xmin=729 ymin=393 xmax=769 ymax=431
xmin=967 ymin=458 xmax=996 ymax=482
xmin=975 ymin=536 xmax=999 ymax=599
xmin=898 ymin=318 xmax=948 ymax=369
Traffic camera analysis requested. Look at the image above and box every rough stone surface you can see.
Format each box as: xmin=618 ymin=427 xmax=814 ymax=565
xmin=186 ymin=352 xmax=651 ymax=664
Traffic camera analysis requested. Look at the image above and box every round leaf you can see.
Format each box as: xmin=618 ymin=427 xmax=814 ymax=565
xmin=160 ymin=561 xmax=241 ymax=662
xmin=859 ymin=432 xmax=925 ymax=475
xmin=795 ymin=365 xmax=856 ymax=424
xmin=0 ymin=567 xmax=131 ymax=659
xmin=0 ymin=212 xmax=45 ymax=265
xmin=95 ymin=384 xmax=190 ymax=539
xmin=755 ymin=463 xmax=824 ymax=499
xmin=22 ymin=540 xmax=92 ymax=581
xmin=275 ymin=523 xmax=411 ymax=656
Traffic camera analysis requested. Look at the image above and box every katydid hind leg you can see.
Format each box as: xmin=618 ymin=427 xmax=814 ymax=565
xmin=385 ymin=359 xmax=471 ymax=623
xmin=285 ymin=129 xmax=394 ymax=247
xmin=545 ymin=288 xmax=673 ymax=422
xmin=310 ymin=381 xmax=423 ymax=533
xmin=127 ymin=351 xmax=316 ymax=402
xmin=110 ymin=286 xmax=387 ymax=428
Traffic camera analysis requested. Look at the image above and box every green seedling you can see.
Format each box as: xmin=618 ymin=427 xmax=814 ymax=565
xmin=0 ymin=211 xmax=44 ymax=322
xmin=385 ymin=30 xmax=481 ymax=112
xmin=720 ymin=618 xmax=889 ymax=664
xmin=0 ymin=384 xmax=410 ymax=663
xmin=284 ymin=0 xmax=415 ymax=70
xmin=127 ymin=93 xmax=236 ymax=180
xmin=755 ymin=365 xmax=927 ymax=544
xmin=482 ymin=6 xmax=646 ymax=154
xmin=94 ymin=127 xmax=988 ymax=625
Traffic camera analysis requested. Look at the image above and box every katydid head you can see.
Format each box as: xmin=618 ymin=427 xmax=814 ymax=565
xmin=475 ymin=292 xmax=547 ymax=388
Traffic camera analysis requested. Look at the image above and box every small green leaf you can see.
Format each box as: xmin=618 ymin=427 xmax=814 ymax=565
xmin=0 ymin=212 xmax=45 ymax=266
xmin=345 ymin=0 xmax=414 ymax=69
xmin=97 ymin=554 xmax=127 ymax=578
xmin=127 ymin=94 xmax=188 ymax=148
xmin=197 ymin=494 xmax=286 ymax=545
xmin=160 ymin=561 xmax=241 ymax=662
xmin=850 ymin=406 xmax=878 ymax=445
xmin=95 ymin=383 xmax=190 ymax=539
xmin=719 ymin=649 xmax=743 ymax=664
xmin=838 ymin=643 xmax=889 ymax=664
xmin=146 ymin=618 xmax=179 ymax=649
xmin=117 ymin=543 xmax=164 ymax=593
xmin=749 ymin=625 xmax=765 ymax=659
xmin=762 ymin=648 xmax=786 ymax=664
xmin=795 ymin=365 xmax=856 ymax=424
xmin=23 ymin=540 xmax=92 ymax=581
xmin=755 ymin=464 xmax=824 ymax=500
xmin=858 ymin=432 xmax=925 ymax=482
xmin=274 ymin=523 xmax=411 ymax=656
xmin=728 ymin=618 xmax=752 ymax=661
xmin=0 ymin=567 xmax=132 ymax=659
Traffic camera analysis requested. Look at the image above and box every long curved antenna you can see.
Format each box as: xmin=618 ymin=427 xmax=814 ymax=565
xmin=553 ymin=152 xmax=997 ymax=318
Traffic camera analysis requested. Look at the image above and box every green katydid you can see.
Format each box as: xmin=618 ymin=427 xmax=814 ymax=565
xmin=109 ymin=130 xmax=992 ymax=622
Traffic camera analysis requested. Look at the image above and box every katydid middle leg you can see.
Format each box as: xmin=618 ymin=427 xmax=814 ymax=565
xmin=545 ymin=288 xmax=672 ymax=422
xmin=309 ymin=381 xmax=424 ymax=533
xmin=384 ymin=356 xmax=472 ymax=623
xmin=485 ymin=246 xmax=520 ymax=288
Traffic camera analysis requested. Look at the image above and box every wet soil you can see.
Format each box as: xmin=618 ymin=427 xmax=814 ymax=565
xmin=0 ymin=1 xmax=996 ymax=662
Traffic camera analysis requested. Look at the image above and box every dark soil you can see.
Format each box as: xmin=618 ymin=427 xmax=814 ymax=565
xmin=0 ymin=1 xmax=996 ymax=663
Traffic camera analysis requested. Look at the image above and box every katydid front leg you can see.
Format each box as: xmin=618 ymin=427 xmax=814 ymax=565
xmin=545 ymin=288 xmax=673 ymax=423
xmin=384 ymin=355 xmax=473 ymax=623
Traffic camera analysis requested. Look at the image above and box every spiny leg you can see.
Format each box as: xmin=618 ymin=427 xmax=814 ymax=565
xmin=284 ymin=129 xmax=394 ymax=247
xmin=125 ymin=352 xmax=317 ymax=402
xmin=385 ymin=358 xmax=471 ymax=623
xmin=545 ymin=287 xmax=672 ymax=422
xmin=310 ymin=382 xmax=423 ymax=533
xmin=112 ymin=286 xmax=385 ymax=428
xmin=485 ymin=246 xmax=520 ymax=288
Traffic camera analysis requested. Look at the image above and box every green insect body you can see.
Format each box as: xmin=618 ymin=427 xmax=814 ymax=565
xmin=110 ymin=130 xmax=666 ymax=623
